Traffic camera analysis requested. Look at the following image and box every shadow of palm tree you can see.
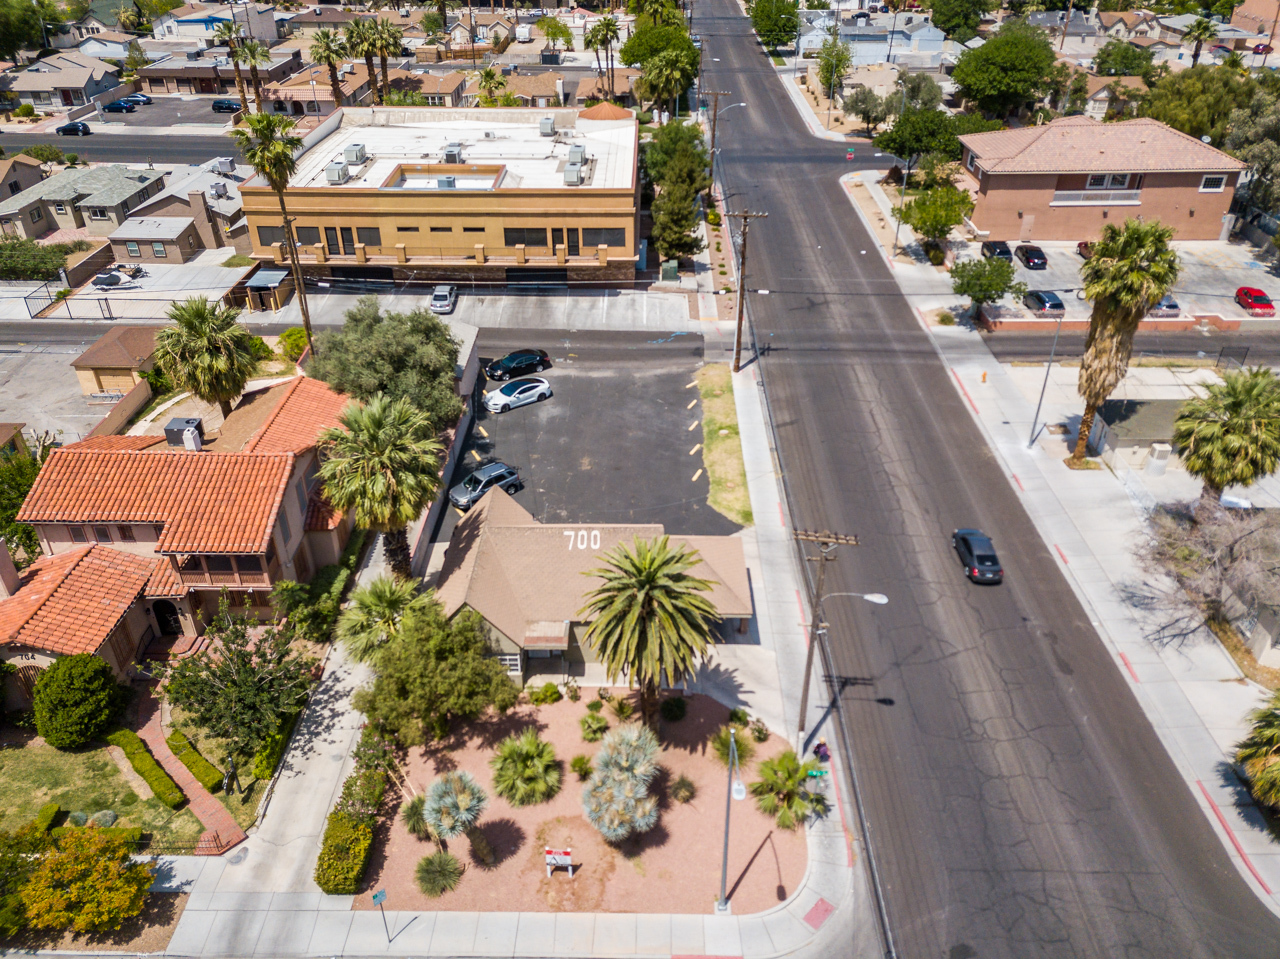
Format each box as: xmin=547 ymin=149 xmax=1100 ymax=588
xmin=472 ymin=816 xmax=526 ymax=867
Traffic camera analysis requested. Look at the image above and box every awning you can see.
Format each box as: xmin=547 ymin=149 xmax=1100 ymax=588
xmin=246 ymin=269 xmax=289 ymax=290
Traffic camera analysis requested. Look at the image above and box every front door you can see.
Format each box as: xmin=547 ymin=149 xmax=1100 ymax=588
xmin=199 ymin=79 xmax=214 ymax=94
xmin=1019 ymin=214 xmax=1035 ymax=242
xmin=60 ymin=90 xmax=74 ymax=106
xmin=153 ymin=600 xmax=182 ymax=635
xmin=567 ymin=228 xmax=579 ymax=257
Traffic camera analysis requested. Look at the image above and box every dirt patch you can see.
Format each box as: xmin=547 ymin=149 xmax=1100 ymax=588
xmin=106 ymin=743 xmax=154 ymax=800
xmin=695 ymin=364 xmax=752 ymax=527
xmin=0 ymin=892 xmax=187 ymax=952
xmin=1208 ymin=618 xmax=1280 ymax=691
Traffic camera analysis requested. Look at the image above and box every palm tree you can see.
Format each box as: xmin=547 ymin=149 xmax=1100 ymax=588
xmin=373 ymin=20 xmax=404 ymax=102
xmin=585 ymin=23 xmax=605 ymax=90
xmin=154 ymin=297 xmax=257 ymax=419
xmin=579 ymin=535 xmax=720 ymax=727
xmin=1238 ymin=691 xmax=1280 ymax=808
xmin=490 ymin=729 xmax=562 ymax=806
xmin=1221 ymin=50 xmax=1248 ymax=75
xmin=1068 ymin=218 xmax=1180 ymax=466
xmin=637 ymin=47 xmax=696 ymax=119
xmin=111 ymin=0 xmax=138 ymax=30
xmin=318 ymin=394 xmax=444 ymax=579
xmin=345 ymin=19 xmax=381 ymax=105
xmin=477 ymin=66 xmax=505 ymax=104
xmin=1173 ymin=367 xmax=1280 ymax=519
xmin=424 ymin=770 xmax=496 ymax=864
xmin=228 ymin=112 xmax=315 ymax=355
xmin=1185 ymin=17 xmax=1218 ymax=67
xmin=310 ymin=28 xmax=348 ymax=107
xmin=749 ymin=749 xmax=830 ymax=830
xmin=335 ymin=574 xmax=434 ymax=663
xmin=239 ymin=40 xmax=272 ymax=113
xmin=596 ymin=16 xmax=620 ymax=99
xmin=213 ymin=21 xmax=250 ymax=115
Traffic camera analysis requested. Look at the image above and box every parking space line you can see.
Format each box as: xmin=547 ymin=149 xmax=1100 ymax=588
xmin=477 ymin=426 xmax=488 ymax=438
xmin=686 ymin=381 xmax=698 ymax=388
xmin=689 ymin=443 xmax=701 ymax=455
xmin=692 ymin=469 xmax=703 ymax=481
xmin=688 ymin=420 xmax=699 ymax=431
xmin=470 ymin=450 xmax=482 ymax=462
xmin=686 ymin=398 xmax=698 ymax=409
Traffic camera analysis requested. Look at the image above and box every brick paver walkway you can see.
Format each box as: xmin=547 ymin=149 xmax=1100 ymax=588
xmin=135 ymin=692 xmax=247 ymax=855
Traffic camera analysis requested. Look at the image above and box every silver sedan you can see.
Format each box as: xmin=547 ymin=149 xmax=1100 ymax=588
xmin=483 ymin=377 xmax=551 ymax=413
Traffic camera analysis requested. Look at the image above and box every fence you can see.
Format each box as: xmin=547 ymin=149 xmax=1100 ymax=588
xmin=86 ymin=380 xmax=152 ymax=438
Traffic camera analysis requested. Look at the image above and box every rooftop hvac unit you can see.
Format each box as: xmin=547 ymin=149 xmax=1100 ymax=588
xmin=484 ymin=130 xmax=497 ymax=139
xmin=326 ymin=160 xmax=350 ymax=184
xmin=540 ymin=116 xmax=555 ymax=136
xmin=564 ymin=162 xmax=583 ymax=186
xmin=213 ymin=156 xmax=235 ymax=173
xmin=164 ymin=417 xmax=203 ymax=447
xmin=437 ymin=176 xmax=456 ymax=189
xmin=183 ymin=427 xmax=203 ymax=452
xmin=344 ymin=142 xmax=367 ymax=164
xmin=210 ymin=181 xmax=228 ymax=197
xmin=443 ymin=143 xmax=463 ymax=164
xmin=186 ymin=50 xmax=201 ymax=59
xmin=567 ymin=143 xmax=585 ymax=165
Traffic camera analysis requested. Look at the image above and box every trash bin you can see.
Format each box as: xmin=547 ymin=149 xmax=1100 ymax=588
xmin=661 ymin=259 xmax=679 ymax=282
xmin=1145 ymin=442 xmax=1172 ymax=476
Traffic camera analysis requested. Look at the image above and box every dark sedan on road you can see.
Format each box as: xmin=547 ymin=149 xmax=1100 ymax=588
xmin=212 ymin=99 xmax=240 ymax=113
xmin=952 ymin=529 xmax=1003 ymax=584
xmin=484 ymin=348 xmax=551 ymax=381
xmin=55 ymin=121 xmax=91 ymax=136
xmin=120 ymin=93 xmax=152 ymax=104
xmin=1015 ymin=244 xmax=1048 ymax=269
xmin=981 ymin=240 xmax=1012 ymax=261
xmin=102 ymin=100 xmax=137 ymax=113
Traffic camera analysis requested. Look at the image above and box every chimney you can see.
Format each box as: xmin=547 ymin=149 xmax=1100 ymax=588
xmin=0 ymin=538 xmax=21 ymax=599
xmin=555 ymin=74 xmax=564 ymax=102
xmin=188 ymin=189 xmax=222 ymax=249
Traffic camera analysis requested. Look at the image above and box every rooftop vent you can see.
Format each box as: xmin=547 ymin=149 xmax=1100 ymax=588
xmin=213 ymin=156 xmax=235 ymax=174
xmin=540 ymin=116 xmax=555 ymax=136
xmin=344 ymin=142 xmax=367 ymax=164
xmin=326 ymin=160 xmax=350 ymax=184
xmin=567 ymin=143 xmax=585 ymax=165
xmin=443 ymin=143 xmax=462 ymax=164
xmin=164 ymin=417 xmax=203 ymax=447
xmin=564 ymin=162 xmax=583 ymax=186
xmin=437 ymin=176 xmax=456 ymax=189
xmin=210 ymin=181 xmax=228 ymax=197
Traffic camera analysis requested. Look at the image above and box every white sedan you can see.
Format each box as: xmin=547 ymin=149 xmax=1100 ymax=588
xmin=483 ymin=377 xmax=551 ymax=413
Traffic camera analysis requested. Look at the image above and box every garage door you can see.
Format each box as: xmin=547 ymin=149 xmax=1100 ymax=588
xmin=98 ymin=370 xmax=135 ymax=392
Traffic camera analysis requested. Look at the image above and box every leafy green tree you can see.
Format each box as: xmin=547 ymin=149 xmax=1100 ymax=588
xmin=873 ymin=106 xmax=957 ymax=173
xmin=642 ymin=120 xmax=705 ymax=184
xmin=950 ymin=111 xmax=1004 ymax=141
xmin=634 ymin=0 xmax=684 ymax=26
xmin=952 ymin=19 xmax=1057 ymax=116
xmin=385 ymin=88 xmax=432 ymax=106
xmin=844 ymin=86 xmax=888 ymax=135
xmin=620 ymin=21 xmax=696 ymax=67
xmin=490 ymin=729 xmax=562 ymax=806
xmin=32 ymin=654 xmax=126 ymax=749
xmin=0 ymin=826 xmax=49 ymax=937
xmin=336 ymin=574 xmax=435 ymax=663
xmin=815 ymin=34 xmax=851 ymax=99
xmin=929 ymin=0 xmax=990 ymax=42
xmin=155 ymin=296 xmax=257 ymax=419
xmin=538 ymin=15 xmax=573 ymax=50
xmin=661 ymin=140 xmax=710 ymax=195
xmin=951 ymin=257 xmax=1026 ymax=316
xmin=579 ymin=535 xmax=719 ymax=727
xmin=1173 ymin=368 xmax=1280 ymax=517
xmin=308 ymin=296 xmax=463 ymax=435
xmin=1094 ymin=38 xmax=1153 ymax=77
xmin=750 ymin=750 xmax=830 ymax=830
xmin=353 ymin=605 xmax=518 ymax=746
xmin=162 ymin=600 xmax=316 ymax=757
xmin=1183 ymin=16 xmax=1218 ymax=67
xmin=0 ymin=0 xmax=43 ymax=60
xmin=900 ymin=71 xmax=943 ymax=111
xmin=318 ymin=394 xmax=443 ymax=579
xmin=20 ymin=830 xmax=151 ymax=933
xmin=1237 ymin=690 xmax=1280 ymax=808
xmin=0 ymin=236 xmax=65 ymax=281
xmin=1226 ymin=91 xmax=1280 ymax=212
xmin=752 ymin=0 xmax=799 ymax=49
xmin=894 ymin=185 xmax=974 ymax=248
xmin=0 ymin=448 xmax=41 ymax=566
xmin=651 ymin=179 xmax=702 ymax=263
xmin=19 ymin=144 xmax=63 ymax=165
xmin=310 ymin=28 xmax=348 ymax=105
xmin=1070 ymin=218 xmax=1180 ymax=466
xmin=1139 ymin=64 xmax=1255 ymax=144
xmin=636 ymin=46 xmax=698 ymax=117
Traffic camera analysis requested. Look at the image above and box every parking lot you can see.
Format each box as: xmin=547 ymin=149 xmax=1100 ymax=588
xmin=87 ymin=95 xmax=230 ymax=130
xmin=432 ymin=330 xmax=738 ymax=547
xmin=0 ymin=347 xmax=105 ymax=443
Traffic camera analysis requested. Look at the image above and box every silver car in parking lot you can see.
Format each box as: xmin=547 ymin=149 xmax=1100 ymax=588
xmin=430 ymin=284 xmax=457 ymax=314
xmin=483 ymin=377 xmax=551 ymax=413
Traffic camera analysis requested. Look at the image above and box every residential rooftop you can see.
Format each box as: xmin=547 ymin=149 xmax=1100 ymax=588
xmin=110 ymin=216 xmax=195 ymax=241
xmin=0 ymin=165 xmax=165 ymax=218
xmin=71 ymin=325 xmax=156 ymax=371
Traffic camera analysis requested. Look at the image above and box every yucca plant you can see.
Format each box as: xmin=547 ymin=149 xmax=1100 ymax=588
xmin=609 ymin=696 xmax=636 ymax=722
xmin=750 ymin=749 xmax=830 ymax=830
xmin=710 ymin=724 xmax=756 ymax=768
xmin=415 ymin=850 xmax=463 ymax=897
xmin=490 ymin=729 xmax=561 ymax=806
xmin=424 ymin=770 xmax=495 ymax=865
xmin=1237 ymin=690 xmax=1280 ymax=808
xmin=401 ymin=793 xmax=432 ymax=841
xmin=583 ymin=724 xmax=660 ymax=843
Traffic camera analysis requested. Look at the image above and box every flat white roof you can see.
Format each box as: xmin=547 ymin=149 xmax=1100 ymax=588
xmin=281 ymin=109 xmax=637 ymax=192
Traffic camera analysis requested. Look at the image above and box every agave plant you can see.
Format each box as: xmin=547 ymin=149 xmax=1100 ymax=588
xmin=424 ymin=770 xmax=495 ymax=865
xmin=490 ymin=729 xmax=562 ymax=806
xmin=401 ymin=793 xmax=432 ymax=840
xmin=750 ymin=749 xmax=830 ymax=830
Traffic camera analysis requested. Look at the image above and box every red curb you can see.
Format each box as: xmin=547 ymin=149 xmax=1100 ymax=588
xmin=1196 ymin=781 xmax=1273 ymax=895
xmin=803 ymin=897 xmax=834 ymax=930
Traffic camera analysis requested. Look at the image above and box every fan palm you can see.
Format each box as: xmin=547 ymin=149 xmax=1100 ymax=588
xmin=490 ymin=729 xmax=562 ymax=806
xmin=749 ymin=749 xmax=830 ymax=830
xmin=213 ymin=22 xmax=250 ymax=115
xmin=373 ymin=21 xmax=404 ymax=101
xmin=154 ymin=297 xmax=257 ymax=418
xmin=579 ymin=536 xmax=719 ymax=728
xmin=415 ymin=850 xmax=463 ymax=896
xmin=345 ymin=19 xmax=381 ymax=105
xmin=318 ymin=395 xmax=442 ymax=579
xmin=336 ymin=575 xmax=435 ymax=663
xmin=424 ymin=770 xmax=496 ymax=864
xmin=228 ymin=112 xmax=315 ymax=355
xmin=1237 ymin=690 xmax=1280 ymax=808
xmin=310 ymin=28 xmax=348 ymax=106
xmin=1185 ymin=17 xmax=1218 ymax=67
xmin=596 ymin=16 xmax=620 ymax=98
xmin=1173 ymin=367 xmax=1280 ymax=518
xmin=1068 ymin=218 xmax=1180 ymax=466
xmin=477 ymin=66 xmax=505 ymax=104
xmin=585 ymin=23 xmax=605 ymax=87
xmin=239 ymin=40 xmax=272 ymax=113
xmin=636 ymin=47 xmax=696 ymax=118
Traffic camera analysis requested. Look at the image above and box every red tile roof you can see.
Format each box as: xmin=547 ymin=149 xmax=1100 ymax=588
xmin=17 ymin=449 xmax=295 ymax=555
xmin=145 ymin=557 xmax=187 ymax=598
xmin=304 ymin=488 xmax=343 ymax=531
xmin=578 ymin=101 xmax=633 ymax=120
xmin=65 ymin=435 xmax=165 ymax=451
xmin=243 ymin=376 xmax=352 ymax=454
xmin=0 ymin=545 xmax=155 ymax=656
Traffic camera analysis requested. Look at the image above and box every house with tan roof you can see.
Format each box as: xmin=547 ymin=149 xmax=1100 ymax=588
xmin=462 ymin=70 xmax=566 ymax=107
xmin=958 ymin=116 xmax=1245 ymax=242
xmin=0 ymin=155 xmax=45 ymax=200
xmin=0 ymin=50 xmax=120 ymax=110
xmin=262 ymin=61 xmax=375 ymax=117
xmin=71 ymin=325 xmax=157 ymax=395
xmin=574 ymin=69 xmax=642 ymax=107
xmin=1098 ymin=10 xmax=1160 ymax=39
xmin=384 ymin=69 xmax=467 ymax=106
xmin=449 ymin=11 xmax=517 ymax=45
xmin=434 ymin=491 xmax=753 ymax=684
xmin=1079 ymin=74 xmax=1146 ymax=120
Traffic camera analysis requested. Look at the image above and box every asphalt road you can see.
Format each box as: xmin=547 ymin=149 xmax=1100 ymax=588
xmin=0 ymin=131 xmax=239 ymax=165
xmin=983 ymin=328 xmax=1280 ymax=365
xmin=702 ymin=3 xmax=1280 ymax=957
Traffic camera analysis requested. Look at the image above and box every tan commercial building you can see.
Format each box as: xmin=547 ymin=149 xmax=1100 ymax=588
xmin=958 ymin=116 xmax=1246 ymax=242
xmin=241 ymin=102 xmax=641 ymax=285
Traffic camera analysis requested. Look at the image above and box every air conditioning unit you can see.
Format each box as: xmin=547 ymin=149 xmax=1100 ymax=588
xmin=564 ymin=162 xmax=582 ymax=185
xmin=213 ymin=156 xmax=235 ymax=174
xmin=484 ymin=130 xmax=497 ymax=139
xmin=164 ymin=417 xmax=203 ymax=447
xmin=437 ymin=176 xmax=456 ymax=189
xmin=567 ymin=143 xmax=585 ymax=165
xmin=344 ymin=142 xmax=367 ymax=164
xmin=443 ymin=143 xmax=463 ymax=163
xmin=539 ymin=116 xmax=555 ymax=136
xmin=326 ymin=161 xmax=350 ymax=184
xmin=210 ymin=181 xmax=228 ymax=197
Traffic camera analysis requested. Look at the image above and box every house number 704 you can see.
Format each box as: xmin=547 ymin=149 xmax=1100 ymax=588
xmin=565 ymin=530 xmax=601 ymax=550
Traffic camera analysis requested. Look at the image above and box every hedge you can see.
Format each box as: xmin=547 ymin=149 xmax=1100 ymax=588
xmin=32 ymin=802 xmax=60 ymax=833
xmin=104 ymin=729 xmax=186 ymax=809
xmin=166 ymin=730 xmax=223 ymax=793
xmin=252 ymin=709 xmax=301 ymax=781
xmin=313 ymin=810 xmax=373 ymax=895
xmin=50 ymin=825 xmax=143 ymax=845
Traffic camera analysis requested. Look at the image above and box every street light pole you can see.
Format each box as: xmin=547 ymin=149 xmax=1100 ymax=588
xmin=1027 ymin=309 xmax=1066 ymax=448
xmin=715 ymin=727 xmax=745 ymax=914
xmin=794 ymin=529 xmax=860 ymax=735
xmin=726 ymin=210 xmax=767 ymax=373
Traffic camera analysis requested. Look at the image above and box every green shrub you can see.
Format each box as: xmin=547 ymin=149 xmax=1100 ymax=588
xmin=20 ymin=144 xmax=63 ymax=164
xmin=278 ymin=326 xmax=309 ymax=361
xmin=33 ymin=655 xmax=126 ymax=748
xmin=49 ymin=825 xmax=142 ymax=845
xmin=597 ymin=687 xmax=612 ymax=701
xmin=637 ymin=110 xmax=652 ymax=123
xmin=32 ymin=802 xmax=60 ymax=833
xmin=564 ymin=680 xmax=580 ymax=702
xmin=54 ymin=287 xmax=71 ymax=301
xmin=570 ymin=755 xmax=592 ymax=780
xmin=728 ymin=707 xmax=750 ymax=727
xmin=490 ymin=729 xmax=561 ymax=806
xmin=580 ymin=713 xmax=608 ymax=742
xmin=750 ymin=718 xmax=770 ymax=743
xmin=87 ymin=810 xmax=118 ymax=828
xmin=247 ymin=335 xmax=274 ymax=362
xmin=252 ymin=710 xmax=301 ymax=780
xmin=63 ymin=153 xmax=78 ymax=165
xmin=528 ymin=682 xmax=562 ymax=706
xmin=166 ymin=730 xmax=223 ymax=793
xmin=14 ymin=104 xmax=34 ymax=118
xmin=104 ymin=729 xmax=185 ymax=809
xmin=705 ymin=209 xmax=721 ymax=227
xmin=659 ymin=697 xmax=687 ymax=722
xmin=609 ymin=697 xmax=635 ymax=722
xmin=140 ymin=366 xmax=173 ymax=395
xmin=670 ymin=774 xmax=696 ymax=804
xmin=586 ymin=699 xmax=603 ymax=713
xmin=926 ymin=244 xmax=947 ymax=266
xmin=938 ymin=310 xmax=956 ymax=326
xmin=313 ymin=809 xmax=373 ymax=895
xmin=711 ymin=724 xmax=756 ymax=768
xmin=334 ymin=767 xmax=386 ymax=828
xmin=415 ymin=850 xmax=463 ymax=897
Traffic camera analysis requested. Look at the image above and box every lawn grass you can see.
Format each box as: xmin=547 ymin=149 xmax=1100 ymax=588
xmin=696 ymin=364 xmax=753 ymax=527
xmin=221 ymin=254 xmax=256 ymax=268
xmin=0 ymin=740 xmax=203 ymax=843
xmin=171 ymin=708 xmax=266 ymax=828
xmin=771 ymin=55 xmax=785 ymax=65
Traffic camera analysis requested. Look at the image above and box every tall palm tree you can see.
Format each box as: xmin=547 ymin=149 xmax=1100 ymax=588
xmin=1068 ymin=218 xmax=1180 ymax=466
xmin=213 ymin=21 xmax=250 ymax=115
xmin=239 ymin=40 xmax=272 ymax=113
xmin=336 ymin=574 xmax=435 ymax=663
xmin=579 ymin=535 xmax=720 ymax=727
xmin=228 ymin=112 xmax=315 ymax=355
xmin=596 ymin=15 xmax=620 ymax=99
xmin=318 ymin=394 xmax=444 ymax=579
xmin=1185 ymin=17 xmax=1218 ymax=67
xmin=154 ymin=297 xmax=257 ymax=419
xmin=345 ymin=19 xmax=381 ymax=105
xmin=310 ymin=28 xmax=348 ymax=107
xmin=750 ymin=750 xmax=830 ymax=830
xmin=1237 ymin=690 xmax=1280 ymax=808
xmin=585 ymin=23 xmax=605 ymax=91
xmin=373 ymin=20 xmax=404 ymax=102
xmin=1173 ymin=367 xmax=1280 ymax=518
xmin=489 ymin=729 xmax=562 ymax=806
xmin=636 ymin=47 xmax=696 ymax=119
xmin=477 ymin=66 xmax=505 ymax=104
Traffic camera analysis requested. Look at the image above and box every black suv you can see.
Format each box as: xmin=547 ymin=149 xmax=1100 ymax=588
xmin=449 ymin=462 xmax=521 ymax=510
xmin=952 ymin=529 xmax=1004 ymax=584
xmin=1015 ymin=244 xmax=1048 ymax=269
xmin=980 ymin=240 xmax=1012 ymax=261
xmin=211 ymin=99 xmax=240 ymax=113
xmin=484 ymin=349 xmax=550 ymax=381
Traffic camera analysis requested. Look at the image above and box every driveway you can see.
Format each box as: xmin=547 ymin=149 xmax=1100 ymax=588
xmin=0 ymin=346 xmax=104 ymax=442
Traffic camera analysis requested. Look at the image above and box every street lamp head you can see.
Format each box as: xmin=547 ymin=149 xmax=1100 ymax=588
xmin=863 ymin=593 xmax=889 ymax=605
xmin=731 ymin=778 xmax=746 ymax=801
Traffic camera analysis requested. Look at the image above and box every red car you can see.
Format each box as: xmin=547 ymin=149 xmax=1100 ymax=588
xmin=1076 ymin=241 xmax=1094 ymax=259
xmin=1236 ymin=286 xmax=1276 ymax=316
xmin=1256 ymin=43 xmax=1274 ymax=54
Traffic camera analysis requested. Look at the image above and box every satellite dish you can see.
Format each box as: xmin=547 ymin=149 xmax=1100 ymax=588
xmin=1202 ymin=135 xmax=1212 ymax=142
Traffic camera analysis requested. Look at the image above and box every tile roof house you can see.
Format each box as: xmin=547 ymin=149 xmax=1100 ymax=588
xmin=449 ymin=12 xmax=517 ymax=45
xmin=384 ymin=69 xmax=467 ymax=106
xmin=1079 ymin=74 xmax=1146 ymax=120
xmin=262 ymin=61 xmax=375 ymax=116
xmin=434 ymin=491 xmax=752 ymax=684
xmin=958 ymin=115 xmax=1246 ymax=242
xmin=462 ymin=70 xmax=566 ymax=106
xmin=0 ymin=165 xmax=165 ymax=241
xmin=0 ymin=50 xmax=120 ymax=110
xmin=70 ymin=325 xmax=157 ymax=395
xmin=574 ymin=69 xmax=641 ymax=106
xmin=1098 ymin=10 xmax=1160 ymax=38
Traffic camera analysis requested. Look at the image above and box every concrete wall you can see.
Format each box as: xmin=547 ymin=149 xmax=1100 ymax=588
xmin=62 ymin=240 xmax=115 ymax=288
xmin=84 ymin=378 xmax=151 ymax=434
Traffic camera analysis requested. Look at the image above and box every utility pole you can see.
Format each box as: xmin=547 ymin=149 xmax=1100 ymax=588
xmin=1057 ymin=0 xmax=1075 ymax=51
xmin=794 ymin=529 xmax=859 ymax=735
xmin=704 ymin=89 xmax=730 ymax=181
xmin=726 ymin=210 xmax=767 ymax=373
